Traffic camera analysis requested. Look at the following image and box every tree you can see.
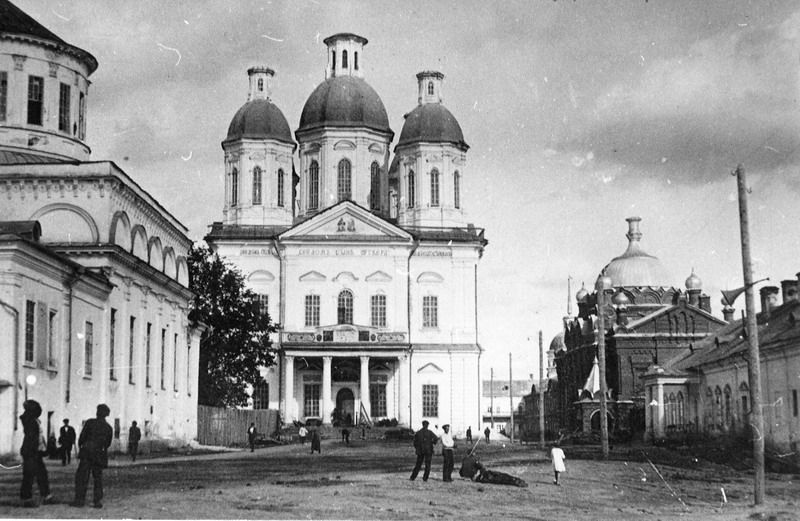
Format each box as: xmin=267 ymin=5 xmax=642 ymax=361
xmin=188 ymin=244 xmax=277 ymax=407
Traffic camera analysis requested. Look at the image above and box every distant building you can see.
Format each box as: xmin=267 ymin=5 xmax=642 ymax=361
xmin=205 ymin=34 xmax=486 ymax=436
xmin=480 ymin=378 xmax=533 ymax=437
xmin=0 ymin=0 xmax=203 ymax=457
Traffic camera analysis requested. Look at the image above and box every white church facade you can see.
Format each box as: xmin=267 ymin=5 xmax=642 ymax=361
xmin=206 ymin=34 xmax=486 ymax=435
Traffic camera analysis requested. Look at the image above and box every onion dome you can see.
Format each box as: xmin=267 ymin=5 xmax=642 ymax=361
xmin=685 ymin=269 xmax=702 ymax=290
xmin=297 ymin=76 xmax=392 ymax=135
xmin=602 ymin=217 xmax=671 ymax=287
xmin=223 ymin=67 xmax=294 ymax=147
xmin=611 ymin=290 xmax=630 ymax=306
xmin=575 ymin=282 xmax=589 ymax=303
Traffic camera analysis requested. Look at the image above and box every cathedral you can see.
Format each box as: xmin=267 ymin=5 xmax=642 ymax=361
xmin=205 ymin=34 xmax=487 ymax=435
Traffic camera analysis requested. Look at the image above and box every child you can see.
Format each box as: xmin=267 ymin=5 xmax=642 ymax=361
xmin=551 ymin=441 xmax=566 ymax=485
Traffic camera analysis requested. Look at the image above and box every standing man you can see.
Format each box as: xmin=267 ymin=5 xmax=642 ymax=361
xmin=128 ymin=421 xmax=141 ymax=462
xmin=484 ymin=426 xmax=491 ymax=443
xmin=466 ymin=426 xmax=472 ymax=443
xmin=19 ymin=400 xmax=52 ymax=507
xmin=409 ymin=420 xmax=437 ymax=482
xmin=71 ymin=404 xmax=113 ymax=509
xmin=298 ymin=424 xmax=308 ymax=444
xmin=247 ymin=422 xmax=257 ymax=452
xmin=59 ymin=419 xmax=76 ymax=466
xmin=440 ymin=424 xmax=455 ymax=482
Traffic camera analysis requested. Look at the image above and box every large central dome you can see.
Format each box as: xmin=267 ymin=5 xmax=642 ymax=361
xmin=298 ymin=76 xmax=392 ymax=135
xmin=602 ymin=217 xmax=671 ymax=287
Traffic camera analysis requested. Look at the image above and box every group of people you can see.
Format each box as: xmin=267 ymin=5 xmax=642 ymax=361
xmin=19 ymin=400 xmax=114 ymax=508
xmin=409 ymin=421 xmax=457 ymax=482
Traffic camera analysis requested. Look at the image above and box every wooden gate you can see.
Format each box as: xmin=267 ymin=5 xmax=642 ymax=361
xmin=197 ymin=406 xmax=280 ymax=447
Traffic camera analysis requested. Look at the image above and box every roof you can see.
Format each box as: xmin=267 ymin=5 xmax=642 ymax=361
xmin=224 ymin=99 xmax=295 ymax=147
xmin=404 ymin=226 xmax=487 ymax=244
xmin=602 ymin=217 xmax=670 ymax=287
xmin=297 ymin=76 xmax=393 ymax=136
xmin=0 ymin=150 xmax=70 ymax=165
xmin=205 ymin=222 xmax=291 ymax=241
xmin=396 ymin=103 xmax=468 ymax=151
xmin=0 ymin=221 xmax=40 ymax=241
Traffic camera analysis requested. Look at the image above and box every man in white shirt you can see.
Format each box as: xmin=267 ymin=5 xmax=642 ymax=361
xmin=298 ymin=425 xmax=308 ymax=445
xmin=439 ymin=424 xmax=455 ymax=482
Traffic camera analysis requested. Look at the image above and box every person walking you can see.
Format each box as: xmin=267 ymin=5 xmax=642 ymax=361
xmin=298 ymin=425 xmax=308 ymax=444
xmin=409 ymin=420 xmax=437 ymax=482
xmin=341 ymin=427 xmax=350 ymax=445
xmin=247 ymin=422 xmax=257 ymax=452
xmin=484 ymin=426 xmax=491 ymax=443
xmin=466 ymin=426 xmax=472 ymax=443
xmin=310 ymin=427 xmax=321 ymax=454
xmin=128 ymin=421 xmax=141 ymax=461
xmin=19 ymin=400 xmax=52 ymax=507
xmin=71 ymin=403 xmax=113 ymax=508
xmin=551 ymin=441 xmax=566 ymax=485
xmin=59 ymin=419 xmax=76 ymax=466
xmin=439 ymin=424 xmax=455 ymax=482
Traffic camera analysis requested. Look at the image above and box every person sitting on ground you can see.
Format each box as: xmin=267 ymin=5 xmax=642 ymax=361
xmin=459 ymin=453 xmax=527 ymax=487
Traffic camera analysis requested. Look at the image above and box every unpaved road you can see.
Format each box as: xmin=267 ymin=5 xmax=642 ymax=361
xmin=1 ymin=438 xmax=797 ymax=520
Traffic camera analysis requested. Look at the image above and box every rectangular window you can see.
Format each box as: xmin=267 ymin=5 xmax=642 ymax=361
xmin=305 ymin=295 xmax=320 ymax=327
xmin=304 ymin=384 xmax=320 ymax=417
xmin=277 ymin=170 xmax=285 ymax=207
xmin=407 ymin=171 xmax=416 ymax=208
xmin=48 ymin=309 xmax=57 ymax=368
xmin=84 ymin=321 xmax=93 ymax=376
xmin=793 ymin=389 xmax=798 ymax=417
xmin=145 ymin=322 xmax=152 ymax=387
xmin=173 ymin=333 xmax=178 ymax=392
xmin=257 ymin=294 xmax=269 ymax=317
xmin=422 ymin=384 xmax=438 ymax=417
xmin=371 ymin=294 xmax=386 ymax=328
xmin=430 ymin=170 xmax=440 ymax=207
xmin=27 ymin=76 xmax=43 ymax=125
xmin=160 ymin=328 xmax=166 ymax=390
xmin=0 ymin=71 xmax=7 ymax=122
xmin=78 ymin=91 xmax=86 ymax=139
xmin=186 ymin=332 xmax=192 ymax=396
xmin=252 ymin=167 xmax=262 ymax=205
xmin=58 ymin=82 xmax=71 ymax=132
xmin=25 ymin=300 xmax=35 ymax=363
xmin=454 ymin=172 xmax=460 ymax=209
xmin=253 ymin=380 xmax=269 ymax=409
xmin=423 ymin=296 xmax=438 ymax=328
xmin=370 ymin=383 xmax=387 ymax=417
xmin=109 ymin=309 xmax=117 ymax=380
xmin=128 ymin=316 xmax=136 ymax=384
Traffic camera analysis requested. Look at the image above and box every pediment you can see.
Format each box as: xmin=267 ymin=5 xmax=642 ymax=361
xmin=622 ymin=302 xmax=725 ymax=335
xmin=333 ymin=271 xmax=358 ymax=283
xmin=280 ymin=201 xmax=413 ymax=242
xmin=333 ymin=140 xmax=356 ymax=150
xmin=417 ymin=362 xmax=443 ymax=374
xmin=299 ymin=270 xmax=326 ymax=282
xmin=366 ymin=270 xmax=392 ymax=282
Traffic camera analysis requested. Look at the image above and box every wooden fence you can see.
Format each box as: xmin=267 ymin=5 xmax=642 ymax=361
xmin=197 ymin=406 xmax=280 ymax=447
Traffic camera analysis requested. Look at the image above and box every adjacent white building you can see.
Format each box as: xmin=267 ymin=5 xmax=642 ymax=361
xmin=206 ymin=33 xmax=486 ymax=435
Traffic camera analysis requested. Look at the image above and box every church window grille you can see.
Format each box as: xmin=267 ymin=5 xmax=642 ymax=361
xmin=253 ymin=379 xmax=269 ymax=409
xmin=430 ymin=168 xmax=440 ymax=207
xmin=342 ymin=50 xmax=348 ymax=68
xmin=422 ymin=384 xmax=438 ymax=417
xmin=173 ymin=333 xmax=178 ymax=392
xmin=371 ymin=294 xmax=386 ymax=327
xmin=309 ymin=161 xmax=319 ymax=210
xmin=257 ymin=294 xmax=269 ymax=316
xmin=407 ymin=170 xmax=416 ymax=208
xmin=24 ymin=300 xmax=35 ymax=363
xmin=84 ymin=321 xmax=94 ymax=377
xmin=304 ymin=384 xmax=321 ymax=417
xmin=305 ymin=295 xmax=320 ymax=326
xmin=427 ymin=81 xmax=434 ymax=96
xmin=109 ymin=309 xmax=117 ymax=380
xmin=338 ymin=159 xmax=352 ymax=201
xmin=370 ymin=162 xmax=380 ymax=210
xmin=0 ymin=71 xmax=6 ymax=122
xmin=454 ymin=171 xmax=460 ymax=209
xmin=27 ymin=75 xmax=44 ymax=125
xmin=277 ymin=169 xmax=285 ymax=207
xmin=129 ymin=317 xmax=136 ymax=384
xmin=252 ymin=166 xmax=262 ymax=205
xmin=423 ymin=296 xmax=438 ymax=328
xmin=370 ymin=383 xmax=387 ymax=417
xmin=338 ymin=290 xmax=354 ymax=325
xmin=78 ymin=92 xmax=86 ymax=139
xmin=145 ymin=322 xmax=152 ymax=387
xmin=231 ymin=168 xmax=239 ymax=206
xmin=59 ymin=83 xmax=71 ymax=132
xmin=160 ymin=328 xmax=166 ymax=390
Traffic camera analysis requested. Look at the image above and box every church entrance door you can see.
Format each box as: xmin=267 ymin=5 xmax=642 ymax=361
xmin=336 ymin=388 xmax=355 ymax=425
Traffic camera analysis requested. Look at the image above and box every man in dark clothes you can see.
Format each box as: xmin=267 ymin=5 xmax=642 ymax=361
xmin=128 ymin=421 xmax=141 ymax=461
xmin=310 ymin=428 xmax=321 ymax=454
xmin=459 ymin=454 xmax=527 ymax=487
xmin=466 ymin=426 xmax=472 ymax=443
xmin=19 ymin=400 xmax=52 ymax=507
xmin=409 ymin=420 xmax=437 ymax=482
xmin=71 ymin=403 xmax=113 ymax=508
xmin=484 ymin=426 xmax=491 ymax=443
xmin=247 ymin=422 xmax=257 ymax=452
xmin=341 ymin=428 xmax=350 ymax=444
xmin=59 ymin=419 xmax=76 ymax=465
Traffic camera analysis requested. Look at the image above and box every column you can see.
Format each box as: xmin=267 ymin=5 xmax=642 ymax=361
xmin=360 ymin=355 xmax=371 ymax=420
xmin=655 ymin=382 xmax=665 ymax=439
xmin=397 ymin=355 xmax=409 ymax=425
xmin=322 ymin=356 xmax=332 ymax=424
xmin=284 ymin=356 xmax=295 ymax=422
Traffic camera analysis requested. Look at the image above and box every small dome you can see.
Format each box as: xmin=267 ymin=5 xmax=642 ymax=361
xmin=298 ymin=76 xmax=392 ymax=135
xmin=611 ymin=290 xmax=630 ymax=306
xmin=549 ymin=332 xmax=566 ymax=353
xmin=685 ymin=269 xmax=702 ymax=290
xmin=224 ymin=99 xmax=294 ymax=146
xmin=396 ymin=104 xmax=468 ymax=150
xmin=602 ymin=217 xmax=671 ymax=287
xmin=576 ymin=283 xmax=589 ymax=302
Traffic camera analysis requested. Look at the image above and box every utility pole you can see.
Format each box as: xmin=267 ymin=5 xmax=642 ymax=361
xmin=490 ymin=367 xmax=494 ymax=428
xmin=735 ymin=164 xmax=765 ymax=504
xmin=509 ymin=352 xmax=514 ymax=444
xmin=596 ymin=275 xmax=611 ymax=459
xmin=539 ymin=330 xmax=545 ymax=446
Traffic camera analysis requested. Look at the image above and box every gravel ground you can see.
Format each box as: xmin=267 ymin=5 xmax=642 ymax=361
xmin=0 ymin=438 xmax=798 ymax=520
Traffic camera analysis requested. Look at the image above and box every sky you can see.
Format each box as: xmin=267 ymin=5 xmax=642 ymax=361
xmin=16 ymin=0 xmax=800 ymax=381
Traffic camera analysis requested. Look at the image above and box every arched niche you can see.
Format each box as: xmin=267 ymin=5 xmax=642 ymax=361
xmin=131 ymin=226 xmax=148 ymax=260
xmin=30 ymin=203 xmax=99 ymax=243
xmin=163 ymin=247 xmax=176 ymax=279
xmin=148 ymin=237 xmax=163 ymax=271
xmin=417 ymin=271 xmax=444 ymax=283
xmin=108 ymin=211 xmax=132 ymax=250
xmin=176 ymin=257 xmax=189 ymax=287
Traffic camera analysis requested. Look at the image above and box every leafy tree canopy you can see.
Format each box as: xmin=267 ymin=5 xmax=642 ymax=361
xmin=188 ymin=244 xmax=277 ymax=407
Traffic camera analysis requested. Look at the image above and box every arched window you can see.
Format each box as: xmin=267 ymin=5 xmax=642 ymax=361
xmin=342 ymin=50 xmax=348 ymax=68
xmin=308 ymin=161 xmax=319 ymax=211
xmin=668 ymin=393 xmax=677 ymax=427
xmin=257 ymin=78 xmax=263 ymax=92
xmin=407 ymin=169 xmax=416 ymax=208
xmin=277 ymin=169 xmax=285 ymax=207
xmin=705 ymin=387 xmax=714 ymax=431
xmin=338 ymin=159 xmax=352 ymax=201
xmin=427 ymin=81 xmax=434 ymax=96
xmin=337 ymin=290 xmax=353 ymax=325
xmin=430 ymin=168 xmax=440 ymax=207
xmin=252 ymin=166 xmax=262 ymax=205
xmin=677 ymin=391 xmax=685 ymax=427
xmin=354 ymin=52 xmax=359 ymax=70
xmin=331 ymin=51 xmax=336 ymax=71
xmin=370 ymin=162 xmax=380 ymax=210
xmin=231 ymin=167 xmax=239 ymax=206
xmin=724 ymin=385 xmax=732 ymax=427
xmin=454 ymin=171 xmax=460 ymax=209
xmin=714 ymin=386 xmax=723 ymax=428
